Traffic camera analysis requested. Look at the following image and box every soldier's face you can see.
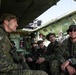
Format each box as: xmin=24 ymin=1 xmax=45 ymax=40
xmin=69 ymin=29 xmax=76 ymax=39
xmin=6 ymin=18 xmax=18 ymax=32
xmin=39 ymin=43 xmax=44 ymax=49
xmin=49 ymin=35 xmax=55 ymax=42
xmin=32 ymin=44 xmax=37 ymax=48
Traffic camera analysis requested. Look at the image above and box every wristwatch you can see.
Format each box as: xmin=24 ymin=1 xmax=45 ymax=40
xmin=68 ymin=59 xmax=72 ymax=63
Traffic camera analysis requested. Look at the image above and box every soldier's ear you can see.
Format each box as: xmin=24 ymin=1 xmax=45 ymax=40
xmin=4 ymin=20 xmax=9 ymax=25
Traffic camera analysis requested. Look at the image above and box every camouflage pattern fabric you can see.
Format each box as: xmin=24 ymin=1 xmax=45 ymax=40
xmin=26 ymin=48 xmax=38 ymax=70
xmin=45 ymin=41 xmax=62 ymax=61
xmin=36 ymin=46 xmax=48 ymax=71
xmin=0 ymin=26 xmax=48 ymax=75
xmin=58 ymin=38 xmax=76 ymax=75
xmin=49 ymin=59 xmax=61 ymax=75
xmin=59 ymin=37 xmax=76 ymax=64
xmin=45 ymin=41 xmax=63 ymax=75
xmin=0 ymin=70 xmax=48 ymax=75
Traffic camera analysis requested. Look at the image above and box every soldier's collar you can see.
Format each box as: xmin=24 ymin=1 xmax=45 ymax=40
xmin=0 ymin=25 xmax=9 ymax=36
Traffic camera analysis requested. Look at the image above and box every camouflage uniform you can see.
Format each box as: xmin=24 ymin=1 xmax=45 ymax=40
xmin=27 ymin=47 xmax=38 ymax=70
xmin=36 ymin=46 xmax=48 ymax=72
xmin=0 ymin=25 xmax=48 ymax=75
xmin=60 ymin=37 xmax=76 ymax=63
xmin=45 ymin=40 xmax=62 ymax=75
xmin=59 ymin=37 xmax=76 ymax=75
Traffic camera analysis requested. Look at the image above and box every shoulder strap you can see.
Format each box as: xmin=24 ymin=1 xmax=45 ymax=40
xmin=0 ymin=26 xmax=13 ymax=46
xmin=6 ymin=36 xmax=14 ymax=47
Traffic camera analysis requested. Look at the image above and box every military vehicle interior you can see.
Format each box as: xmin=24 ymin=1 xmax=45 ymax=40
xmin=35 ymin=9 xmax=76 ymax=36
xmin=0 ymin=0 xmax=60 ymax=29
xmin=1 ymin=0 xmax=76 ymax=54
xmin=0 ymin=0 xmax=60 ymax=54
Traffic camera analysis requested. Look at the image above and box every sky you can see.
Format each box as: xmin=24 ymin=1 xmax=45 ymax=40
xmin=37 ymin=0 xmax=76 ymax=24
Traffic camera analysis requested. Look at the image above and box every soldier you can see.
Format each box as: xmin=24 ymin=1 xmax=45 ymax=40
xmin=36 ymin=40 xmax=48 ymax=72
xmin=27 ymin=42 xmax=38 ymax=70
xmin=46 ymin=33 xmax=62 ymax=75
xmin=0 ymin=13 xmax=48 ymax=75
xmin=60 ymin=25 xmax=76 ymax=75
